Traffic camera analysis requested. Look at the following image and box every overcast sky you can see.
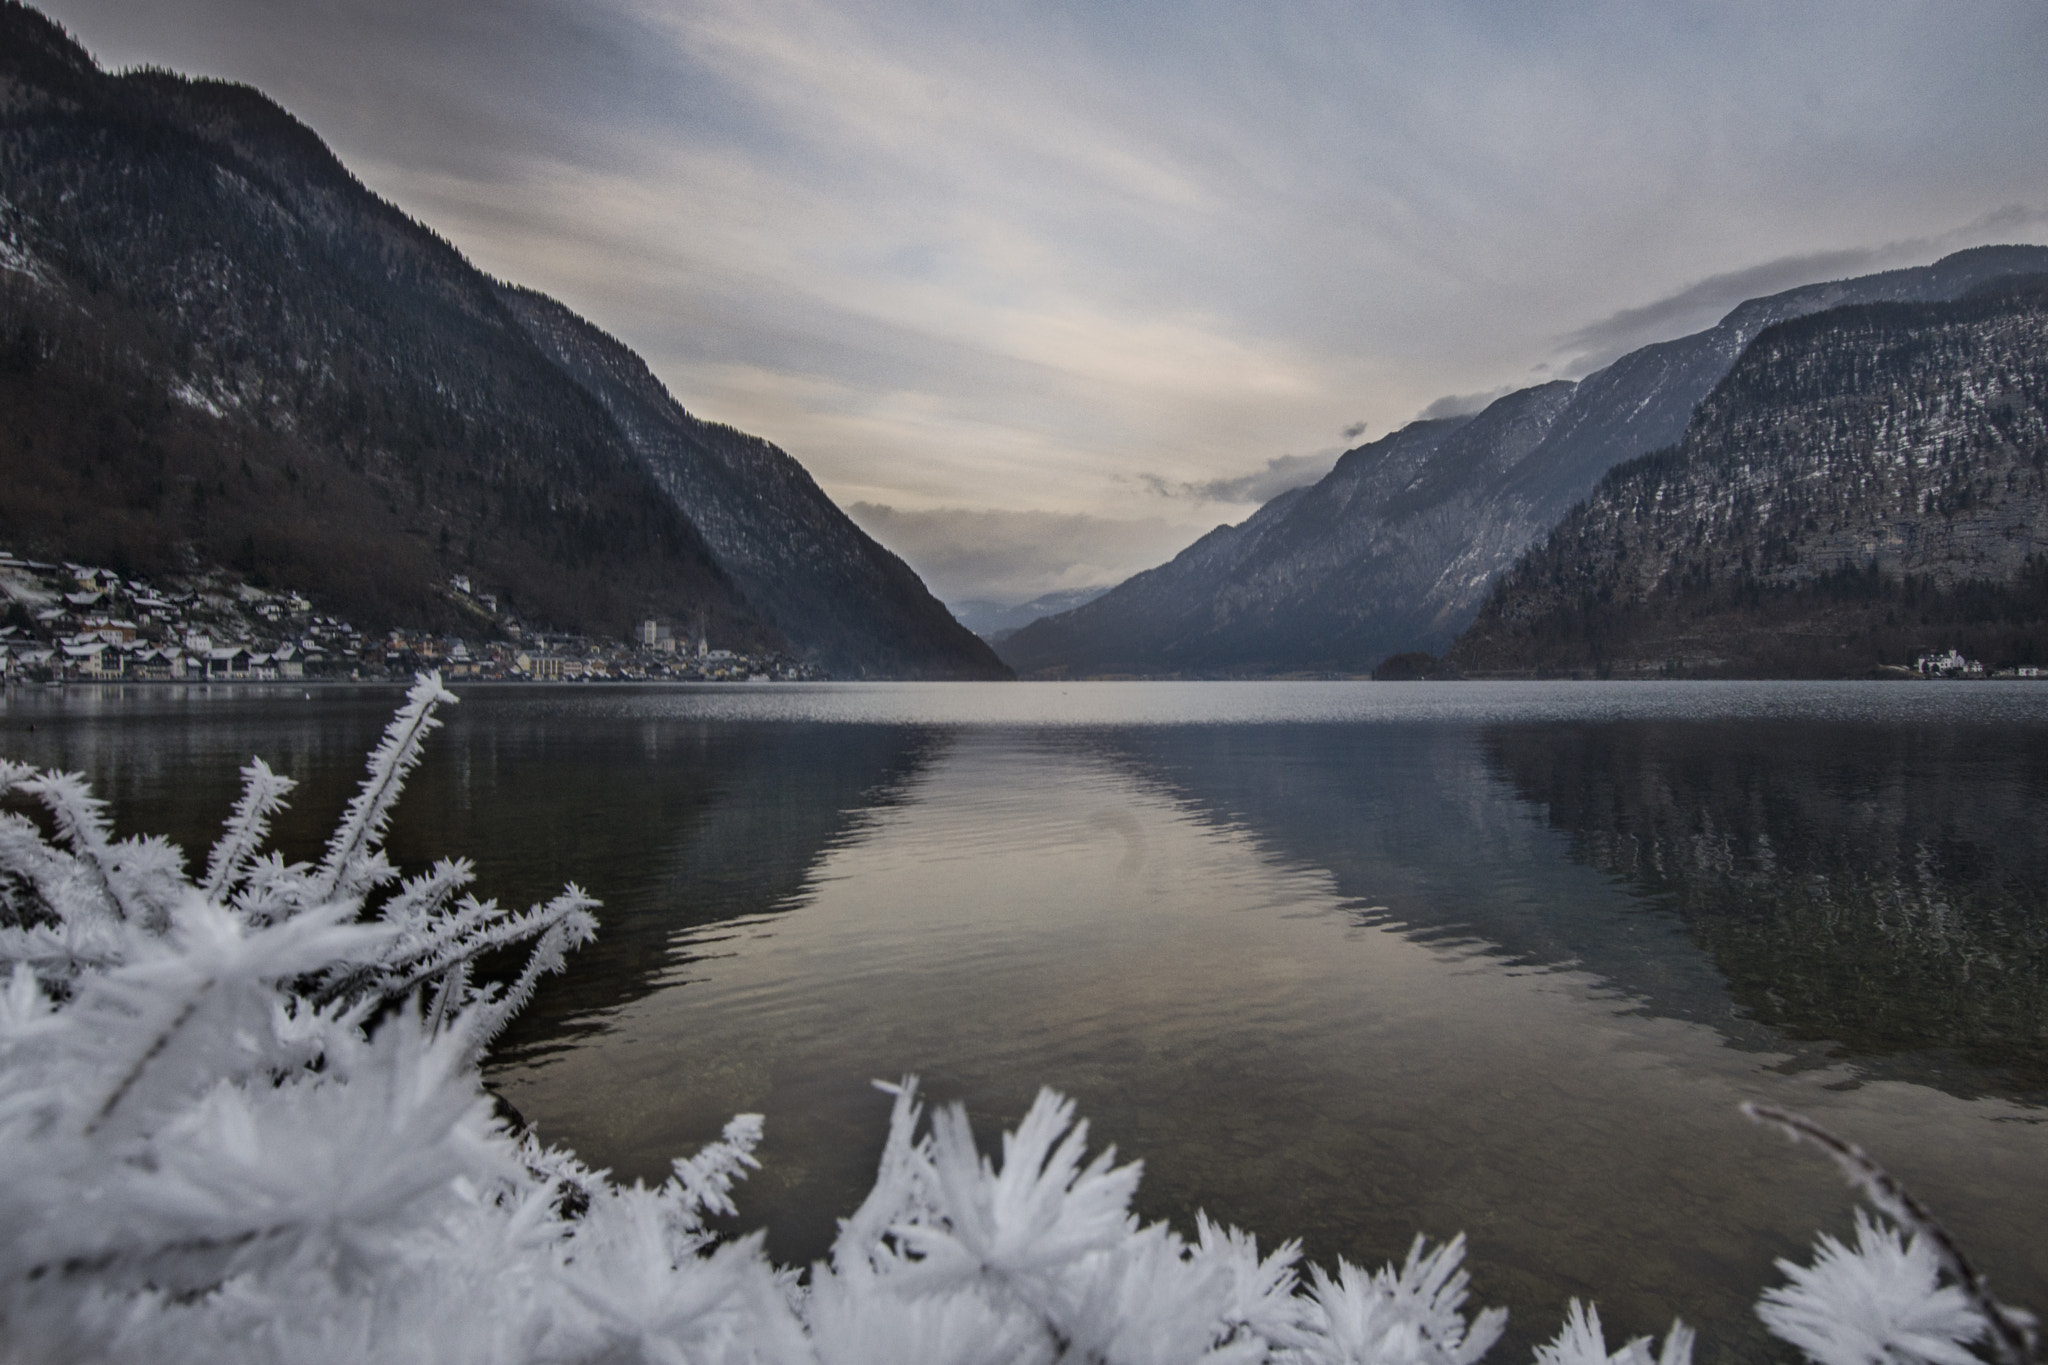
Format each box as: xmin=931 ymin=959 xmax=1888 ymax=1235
xmin=37 ymin=0 xmax=2048 ymax=604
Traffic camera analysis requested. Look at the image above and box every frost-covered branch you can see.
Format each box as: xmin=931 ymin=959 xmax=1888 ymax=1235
xmin=201 ymin=759 xmax=297 ymax=905
xmin=314 ymin=672 xmax=456 ymax=902
xmin=1743 ymin=1104 xmax=2036 ymax=1365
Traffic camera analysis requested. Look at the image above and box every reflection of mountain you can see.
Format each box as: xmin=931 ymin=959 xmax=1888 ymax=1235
xmin=1087 ymin=725 xmax=1752 ymax=1029
xmin=1482 ymin=722 xmax=2048 ymax=1095
xmin=1092 ymin=720 xmax=2048 ymax=1100
xmin=374 ymin=705 xmax=947 ymax=1053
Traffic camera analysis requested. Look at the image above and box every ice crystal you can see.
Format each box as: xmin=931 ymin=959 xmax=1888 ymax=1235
xmin=1758 ymin=1213 xmax=1986 ymax=1365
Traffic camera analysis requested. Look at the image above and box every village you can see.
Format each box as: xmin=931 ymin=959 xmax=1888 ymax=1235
xmin=0 ymin=550 xmax=822 ymax=685
xmin=1912 ymin=647 xmax=2041 ymax=679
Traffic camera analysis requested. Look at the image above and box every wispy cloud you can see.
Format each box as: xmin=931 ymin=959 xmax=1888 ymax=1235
xmin=845 ymin=503 xmax=1196 ymax=605
xmin=1553 ymin=205 xmax=2048 ymax=372
xmin=1416 ymin=387 xmax=1518 ymax=422
xmin=1140 ymin=451 xmax=1343 ymax=505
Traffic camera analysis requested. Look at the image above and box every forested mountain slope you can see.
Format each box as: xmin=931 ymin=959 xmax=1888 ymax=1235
xmin=1000 ymin=245 xmax=2048 ymax=678
xmin=0 ymin=3 xmax=1004 ymax=674
xmin=497 ymin=288 xmax=1006 ymax=677
xmin=1000 ymin=391 xmax=1569 ymax=676
xmin=1450 ymin=275 xmax=2048 ymax=677
xmin=0 ymin=3 xmax=765 ymax=642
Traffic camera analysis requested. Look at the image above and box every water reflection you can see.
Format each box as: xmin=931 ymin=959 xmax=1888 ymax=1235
xmin=0 ymin=685 xmax=947 ymax=1038
xmin=481 ymin=722 xmax=2048 ymax=1365
xmin=1093 ymin=726 xmax=1758 ymax=1037
xmin=7 ymin=684 xmax=2048 ymax=1363
xmin=396 ymin=712 xmax=947 ymax=1049
xmin=1481 ymin=722 xmax=2048 ymax=1097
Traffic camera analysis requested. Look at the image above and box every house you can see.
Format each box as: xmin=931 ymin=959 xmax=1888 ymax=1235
xmin=79 ymin=617 xmax=139 ymax=644
xmin=205 ymin=646 xmax=253 ymax=679
xmin=66 ymin=565 xmax=118 ymax=594
xmin=130 ymin=646 xmax=188 ymax=680
xmin=1916 ymin=649 xmax=1985 ymax=678
xmin=10 ymin=646 xmax=54 ymax=676
xmin=62 ymin=641 xmax=122 ymax=679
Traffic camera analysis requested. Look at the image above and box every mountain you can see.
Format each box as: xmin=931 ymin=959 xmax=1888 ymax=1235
xmin=946 ymin=587 xmax=1111 ymax=644
xmin=999 ymin=245 xmax=2048 ymax=678
xmin=0 ymin=2 xmax=1004 ymax=676
xmin=998 ymin=390 xmax=1569 ymax=676
xmin=495 ymin=289 xmax=1008 ymax=678
xmin=1449 ymin=274 xmax=2048 ymax=677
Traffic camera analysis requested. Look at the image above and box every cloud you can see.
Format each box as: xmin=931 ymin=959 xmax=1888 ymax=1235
xmin=1139 ymin=451 xmax=1342 ymax=505
xmin=1417 ymin=386 xmax=1517 ymax=421
xmin=1554 ymin=205 xmax=2048 ymax=371
xmin=844 ymin=503 xmax=1198 ymax=605
xmin=1341 ymin=421 xmax=1369 ymax=441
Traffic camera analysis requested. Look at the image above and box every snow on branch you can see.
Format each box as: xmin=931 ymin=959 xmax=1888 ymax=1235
xmin=1743 ymin=1104 xmax=2036 ymax=1365
xmin=201 ymin=758 xmax=297 ymax=905
xmin=314 ymin=671 xmax=456 ymax=902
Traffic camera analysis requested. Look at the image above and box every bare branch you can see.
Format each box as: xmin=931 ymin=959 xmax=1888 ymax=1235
xmin=1743 ymin=1102 xmax=2036 ymax=1365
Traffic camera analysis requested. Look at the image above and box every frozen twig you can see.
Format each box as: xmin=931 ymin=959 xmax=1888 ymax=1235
xmin=1742 ymin=1103 xmax=2036 ymax=1365
xmin=314 ymin=672 xmax=455 ymax=901
xmin=201 ymin=759 xmax=297 ymax=904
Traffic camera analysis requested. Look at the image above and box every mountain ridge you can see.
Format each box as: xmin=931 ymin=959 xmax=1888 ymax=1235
xmin=0 ymin=1 xmax=1004 ymax=677
xmin=999 ymin=244 xmax=2048 ymax=678
xmin=1449 ymin=273 xmax=2048 ymax=677
xmin=495 ymin=286 xmax=1008 ymax=678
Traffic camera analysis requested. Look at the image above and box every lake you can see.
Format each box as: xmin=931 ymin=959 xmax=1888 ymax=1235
xmin=5 ymin=679 xmax=2046 ymax=1363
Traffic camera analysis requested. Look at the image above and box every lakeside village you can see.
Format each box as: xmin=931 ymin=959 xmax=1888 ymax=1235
xmin=2 ymin=547 xmax=2035 ymax=687
xmin=0 ymin=550 xmax=822 ymax=686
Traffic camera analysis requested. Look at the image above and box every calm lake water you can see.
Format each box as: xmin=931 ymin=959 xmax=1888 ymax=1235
xmin=5 ymin=679 xmax=2047 ymax=1362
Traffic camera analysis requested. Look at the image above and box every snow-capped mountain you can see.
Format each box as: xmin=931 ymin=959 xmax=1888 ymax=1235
xmin=999 ymin=246 xmax=2048 ymax=678
xmin=1450 ymin=272 xmax=2048 ymax=676
xmin=0 ymin=2 xmax=1006 ymax=677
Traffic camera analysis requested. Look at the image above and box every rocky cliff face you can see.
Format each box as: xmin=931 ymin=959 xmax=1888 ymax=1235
xmin=1000 ymin=246 xmax=2048 ymax=678
xmin=0 ymin=3 xmax=1003 ymax=674
xmin=1451 ymin=275 xmax=2048 ymax=676
xmin=496 ymin=289 xmax=1007 ymax=678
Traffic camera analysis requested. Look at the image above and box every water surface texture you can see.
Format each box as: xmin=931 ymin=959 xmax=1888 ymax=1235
xmin=6 ymin=680 xmax=2046 ymax=1363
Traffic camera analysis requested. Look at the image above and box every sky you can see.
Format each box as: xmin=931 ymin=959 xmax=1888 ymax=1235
xmin=35 ymin=0 xmax=2048 ymax=606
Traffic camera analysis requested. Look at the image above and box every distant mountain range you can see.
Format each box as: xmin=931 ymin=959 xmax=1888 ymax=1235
xmin=947 ymin=587 xmax=1110 ymax=644
xmin=1451 ymin=273 xmax=2048 ymax=677
xmin=1000 ymin=245 xmax=2048 ymax=678
xmin=0 ymin=2 xmax=1005 ymax=678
